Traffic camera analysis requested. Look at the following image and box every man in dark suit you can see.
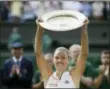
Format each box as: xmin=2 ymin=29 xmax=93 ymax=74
xmin=2 ymin=42 xmax=34 ymax=89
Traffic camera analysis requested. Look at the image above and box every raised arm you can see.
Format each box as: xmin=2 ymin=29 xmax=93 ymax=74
xmin=34 ymin=19 xmax=53 ymax=83
xmin=71 ymin=20 xmax=89 ymax=88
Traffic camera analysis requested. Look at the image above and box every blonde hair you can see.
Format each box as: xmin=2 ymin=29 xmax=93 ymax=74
xmin=54 ymin=47 xmax=69 ymax=57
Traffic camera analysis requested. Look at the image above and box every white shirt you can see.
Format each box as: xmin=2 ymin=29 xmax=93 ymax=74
xmin=22 ymin=2 xmax=35 ymax=20
xmin=13 ymin=56 xmax=23 ymax=64
xmin=92 ymin=2 xmax=104 ymax=17
xmin=45 ymin=1 xmax=61 ymax=13
xmin=32 ymin=1 xmax=46 ymax=17
xmin=45 ymin=71 xmax=76 ymax=88
xmin=61 ymin=1 xmax=83 ymax=12
xmin=10 ymin=1 xmax=22 ymax=17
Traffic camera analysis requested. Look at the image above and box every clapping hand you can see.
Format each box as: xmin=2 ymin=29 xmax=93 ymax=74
xmin=10 ymin=65 xmax=16 ymax=75
xmin=15 ymin=65 xmax=20 ymax=75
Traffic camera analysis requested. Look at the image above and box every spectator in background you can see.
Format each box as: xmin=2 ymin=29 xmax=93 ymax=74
xmin=21 ymin=1 xmax=36 ymax=22
xmin=61 ymin=1 xmax=83 ymax=12
xmin=103 ymin=2 xmax=108 ymax=20
xmin=32 ymin=53 xmax=54 ymax=89
xmin=92 ymin=1 xmax=104 ymax=20
xmin=8 ymin=27 xmax=23 ymax=49
xmin=33 ymin=1 xmax=62 ymax=17
xmin=68 ymin=44 xmax=106 ymax=89
xmin=32 ymin=1 xmax=46 ymax=17
xmin=82 ymin=2 xmax=92 ymax=19
xmin=0 ymin=1 xmax=9 ymax=22
xmin=44 ymin=53 xmax=55 ymax=71
xmin=0 ymin=68 xmax=6 ymax=89
xmin=9 ymin=1 xmax=22 ymax=23
xmin=29 ymin=1 xmax=39 ymax=18
xmin=94 ymin=50 xmax=110 ymax=89
xmin=32 ymin=71 xmax=44 ymax=89
xmin=106 ymin=1 xmax=110 ymax=20
xmin=2 ymin=42 xmax=34 ymax=89
xmin=69 ymin=44 xmax=93 ymax=88
xmin=45 ymin=1 xmax=62 ymax=13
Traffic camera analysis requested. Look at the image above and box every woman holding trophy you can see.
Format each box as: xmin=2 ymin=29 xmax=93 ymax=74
xmin=34 ymin=10 xmax=89 ymax=88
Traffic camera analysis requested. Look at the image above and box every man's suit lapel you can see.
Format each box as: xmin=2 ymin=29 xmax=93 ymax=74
xmin=20 ymin=57 xmax=25 ymax=69
xmin=10 ymin=58 xmax=15 ymax=68
xmin=20 ymin=57 xmax=28 ymax=75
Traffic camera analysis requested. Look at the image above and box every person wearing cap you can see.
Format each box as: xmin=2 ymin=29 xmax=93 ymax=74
xmin=7 ymin=27 xmax=23 ymax=49
xmin=2 ymin=42 xmax=34 ymax=89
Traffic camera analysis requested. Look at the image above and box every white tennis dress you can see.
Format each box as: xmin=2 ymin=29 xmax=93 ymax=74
xmin=45 ymin=71 xmax=76 ymax=88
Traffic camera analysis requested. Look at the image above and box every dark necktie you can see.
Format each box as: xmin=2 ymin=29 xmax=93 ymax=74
xmin=16 ymin=61 xmax=20 ymax=67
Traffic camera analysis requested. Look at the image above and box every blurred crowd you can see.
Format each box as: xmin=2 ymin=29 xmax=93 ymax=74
xmin=0 ymin=18 xmax=109 ymax=89
xmin=0 ymin=1 xmax=110 ymax=23
xmin=0 ymin=1 xmax=110 ymax=89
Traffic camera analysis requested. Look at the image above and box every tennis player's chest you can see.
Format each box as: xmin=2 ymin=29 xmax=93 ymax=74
xmin=46 ymin=73 xmax=74 ymax=88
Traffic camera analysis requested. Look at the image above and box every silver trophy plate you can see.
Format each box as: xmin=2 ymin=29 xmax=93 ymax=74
xmin=36 ymin=10 xmax=88 ymax=31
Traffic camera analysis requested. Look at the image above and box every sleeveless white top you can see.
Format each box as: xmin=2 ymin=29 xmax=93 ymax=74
xmin=45 ymin=71 xmax=76 ymax=88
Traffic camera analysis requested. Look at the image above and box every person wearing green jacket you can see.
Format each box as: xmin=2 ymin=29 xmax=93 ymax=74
xmin=8 ymin=27 xmax=23 ymax=48
xmin=42 ymin=34 xmax=52 ymax=53
xmin=94 ymin=50 xmax=110 ymax=89
xmin=68 ymin=44 xmax=106 ymax=89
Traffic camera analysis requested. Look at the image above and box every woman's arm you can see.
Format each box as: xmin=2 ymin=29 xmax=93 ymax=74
xmin=34 ymin=20 xmax=53 ymax=83
xmin=71 ymin=20 xmax=89 ymax=88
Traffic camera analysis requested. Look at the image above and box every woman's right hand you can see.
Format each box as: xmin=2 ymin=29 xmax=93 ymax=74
xmin=36 ymin=17 xmax=44 ymax=25
xmin=82 ymin=19 xmax=89 ymax=30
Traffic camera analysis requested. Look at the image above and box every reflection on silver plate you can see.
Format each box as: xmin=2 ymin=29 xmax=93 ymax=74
xmin=36 ymin=10 xmax=88 ymax=31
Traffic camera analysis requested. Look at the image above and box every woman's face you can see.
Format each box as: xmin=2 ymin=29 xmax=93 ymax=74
xmin=53 ymin=50 xmax=68 ymax=72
